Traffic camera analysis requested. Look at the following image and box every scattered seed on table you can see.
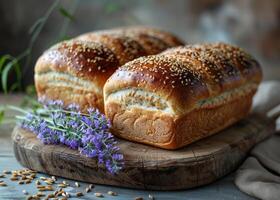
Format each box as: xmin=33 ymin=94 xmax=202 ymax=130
xmin=108 ymin=191 xmax=117 ymax=196
xmin=35 ymin=180 xmax=41 ymax=185
xmin=54 ymin=190 xmax=61 ymax=197
xmin=47 ymin=193 xmax=55 ymax=198
xmin=135 ymin=197 xmax=143 ymax=200
xmin=10 ymin=177 xmax=18 ymax=181
xmin=51 ymin=176 xmax=57 ymax=181
xmin=95 ymin=192 xmax=104 ymax=198
xmin=0 ymin=174 xmax=5 ymax=178
xmin=62 ymin=181 xmax=68 ymax=185
xmin=3 ymin=170 xmax=11 ymax=174
xmin=36 ymin=192 xmax=45 ymax=197
xmin=45 ymin=180 xmax=54 ymax=185
xmin=26 ymin=195 xmax=33 ymax=200
xmin=85 ymin=187 xmax=91 ymax=193
xmin=40 ymin=177 xmax=47 ymax=181
xmin=22 ymin=190 xmax=28 ymax=195
xmin=75 ymin=182 xmax=80 ymax=187
xmin=0 ymin=182 xmax=7 ymax=187
xmin=76 ymin=192 xmax=84 ymax=197
xmin=88 ymin=184 xmax=94 ymax=189
xmin=148 ymin=194 xmax=155 ymax=200
xmin=38 ymin=186 xmax=53 ymax=191
xmin=58 ymin=184 xmax=67 ymax=188
xmin=25 ymin=180 xmax=31 ymax=184
xmin=29 ymin=174 xmax=36 ymax=179
xmin=62 ymin=192 xmax=70 ymax=198
xmin=18 ymin=181 xmax=24 ymax=185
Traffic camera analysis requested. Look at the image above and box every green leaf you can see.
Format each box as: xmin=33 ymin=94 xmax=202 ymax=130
xmin=9 ymin=82 xmax=20 ymax=92
xmin=28 ymin=18 xmax=44 ymax=35
xmin=59 ymin=7 xmax=74 ymax=21
xmin=25 ymin=84 xmax=36 ymax=96
xmin=0 ymin=56 xmax=22 ymax=93
xmin=0 ymin=109 xmax=4 ymax=124
xmin=12 ymin=60 xmax=22 ymax=90
xmin=1 ymin=61 xmax=14 ymax=94
xmin=105 ymin=3 xmax=120 ymax=14
xmin=0 ymin=55 xmax=12 ymax=72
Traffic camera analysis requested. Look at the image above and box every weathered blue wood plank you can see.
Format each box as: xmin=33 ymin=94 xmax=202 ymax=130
xmin=0 ymin=155 xmax=255 ymax=200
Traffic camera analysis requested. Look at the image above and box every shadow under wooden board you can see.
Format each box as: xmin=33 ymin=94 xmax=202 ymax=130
xmin=12 ymin=113 xmax=275 ymax=190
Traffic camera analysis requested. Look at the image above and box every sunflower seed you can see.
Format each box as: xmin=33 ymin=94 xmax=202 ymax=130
xmin=10 ymin=177 xmax=19 ymax=181
xmin=58 ymin=184 xmax=67 ymax=188
xmin=108 ymin=191 xmax=117 ymax=196
xmin=0 ymin=182 xmax=7 ymax=187
xmin=36 ymin=192 xmax=45 ymax=197
xmin=18 ymin=181 xmax=24 ymax=185
xmin=44 ymin=180 xmax=54 ymax=185
xmin=40 ymin=177 xmax=47 ymax=181
xmin=75 ymin=182 xmax=80 ymax=187
xmin=76 ymin=192 xmax=84 ymax=197
xmin=3 ymin=170 xmax=11 ymax=174
xmin=47 ymin=193 xmax=55 ymax=198
xmin=95 ymin=192 xmax=104 ymax=197
xmin=26 ymin=195 xmax=33 ymax=200
xmin=29 ymin=174 xmax=36 ymax=179
xmin=85 ymin=187 xmax=91 ymax=193
xmin=22 ymin=190 xmax=28 ymax=195
xmin=62 ymin=192 xmax=70 ymax=198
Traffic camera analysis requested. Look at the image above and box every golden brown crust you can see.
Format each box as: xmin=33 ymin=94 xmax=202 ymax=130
xmin=114 ymin=26 xmax=185 ymax=47
xmin=106 ymin=92 xmax=254 ymax=149
xmin=35 ymin=27 xmax=184 ymax=111
xmin=104 ymin=55 xmax=209 ymax=114
xmin=104 ymin=42 xmax=262 ymax=149
xmin=35 ymin=40 xmax=119 ymax=112
xmin=76 ymin=33 xmax=147 ymax=65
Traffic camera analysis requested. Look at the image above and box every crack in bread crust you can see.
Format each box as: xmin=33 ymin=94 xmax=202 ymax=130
xmin=35 ymin=71 xmax=102 ymax=95
xmin=105 ymin=82 xmax=258 ymax=116
xmin=107 ymin=92 xmax=254 ymax=149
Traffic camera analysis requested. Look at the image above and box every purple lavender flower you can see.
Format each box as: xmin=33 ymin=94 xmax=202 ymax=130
xmin=18 ymin=98 xmax=124 ymax=174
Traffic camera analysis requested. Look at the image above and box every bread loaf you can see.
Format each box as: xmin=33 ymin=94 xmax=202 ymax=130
xmin=103 ymin=43 xmax=262 ymax=149
xmin=34 ymin=27 xmax=184 ymax=112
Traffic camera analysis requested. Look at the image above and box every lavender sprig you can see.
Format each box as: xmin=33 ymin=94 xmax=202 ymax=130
xmin=12 ymin=99 xmax=124 ymax=174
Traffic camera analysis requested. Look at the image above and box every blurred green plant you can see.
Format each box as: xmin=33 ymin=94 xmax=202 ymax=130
xmin=0 ymin=0 xmax=79 ymax=95
xmin=0 ymin=0 xmax=79 ymax=125
xmin=105 ymin=2 xmax=120 ymax=14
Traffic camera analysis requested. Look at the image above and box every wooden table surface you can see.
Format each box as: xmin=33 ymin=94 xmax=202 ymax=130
xmin=0 ymin=94 xmax=256 ymax=200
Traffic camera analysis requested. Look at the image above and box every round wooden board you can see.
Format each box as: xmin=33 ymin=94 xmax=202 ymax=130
xmin=12 ymin=114 xmax=275 ymax=190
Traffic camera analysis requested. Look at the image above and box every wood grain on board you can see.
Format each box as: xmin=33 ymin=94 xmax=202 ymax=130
xmin=12 ymin=113 xmax=274 ymax=190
